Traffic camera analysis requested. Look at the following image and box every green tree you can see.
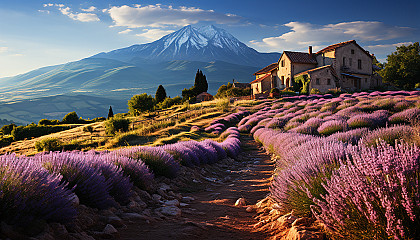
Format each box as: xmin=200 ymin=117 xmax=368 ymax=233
xmin=108 ymin=106 xmax=114 ymax=119
xmin=128 ymin=93 xmax=155 ymax=115
xmin=380 ymin=42 xmax=420 ymax=89
xmin=193 ymin=69 xmax=208 ymax=94
xmin=155 ymin=85 xmax=167 ymax=103
xmin=62 ymin=111 xmax=79 ymax=124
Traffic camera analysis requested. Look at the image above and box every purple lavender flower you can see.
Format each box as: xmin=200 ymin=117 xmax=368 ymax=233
xmin=0 ymin=154 xmax=76 ymax=225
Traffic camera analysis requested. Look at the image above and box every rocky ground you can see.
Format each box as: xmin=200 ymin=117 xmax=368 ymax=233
xmin=1 ymin=135 xmax=325 ymax=240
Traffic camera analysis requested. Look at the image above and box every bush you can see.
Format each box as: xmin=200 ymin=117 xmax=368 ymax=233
xmin=105 ymin=117 xmax=130 ymax=135
xmin=156 ymin=96 xmax=182 ymax=109
xmin=0 ymin=123 xmax=16 ymax=135
xmin=128 ymin=93 xmax=155 ymax=115
xmin=62 ymin=111 xmax=80 ymax=124
xmin=270 ymin=88 xmax=280 ymax=94
xmin=11 ymin=124 xmax=71 ymax=141
xmin=38 ymin=119 xmax=60 ymax=125
xmin=0 ymin=154 xmax=76 ymax=225
xmin=310 ymin=88 xmax=321 ymax=94
xmin=0 ymin=135 xmax=13 ymax=148
xmin=216 ymin=98 xmax=230 ymax=112
xmin=35 ymin=138 xmax=63 ymax=152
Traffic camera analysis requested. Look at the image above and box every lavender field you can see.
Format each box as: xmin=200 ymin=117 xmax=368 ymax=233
xmin=240 ymin=91 xmax=420 ymax=240
xmin=1 ymin=90 xmax=419 ymax=239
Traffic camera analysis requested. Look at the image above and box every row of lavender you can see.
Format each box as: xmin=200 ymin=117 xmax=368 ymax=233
xmin=0 ymin=124 xmax=242 ymax=226
xmin=238 ymin=91 xmax=420 ymax=143
xmin=247 ymin=91 xmax=420 ymax=240
xmin=254 ymin=128 xmax=419 ymax=239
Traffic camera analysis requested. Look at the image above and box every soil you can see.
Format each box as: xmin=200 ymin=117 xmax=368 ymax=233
xmin=119 ymin=135 xmax=274 ymax=240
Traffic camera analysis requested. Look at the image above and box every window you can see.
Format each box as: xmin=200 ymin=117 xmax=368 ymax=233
xmin=343 ymin=57 xmax=346 ymax=66
xmin=365 ymin=78 xmax=367 ymax=83
xmin=351 ymin=49 xmax=355 ymax=54
xmin=349 ymin=58 xmax=352 ymax=66
xmin=358 ymin=59 xmax=362 ymax=69
xmin=316 ymin=78 xmax=320 ymax=85
xmin=281 ymin=76 xmax=285 ymax=85
xmin=327 ymin=78 xmax=331 ymax=85
xmin=281 ymin=60 xmax=285 ymax=67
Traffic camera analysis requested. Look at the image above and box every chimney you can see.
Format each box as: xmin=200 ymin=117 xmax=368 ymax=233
xmin=308 ymin=46 xmax=313 ymax=58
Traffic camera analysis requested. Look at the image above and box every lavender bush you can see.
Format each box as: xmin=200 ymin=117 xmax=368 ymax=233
xmin=312 ymin=141 xmax=420 ymax=240
xmin=0 ymin=154 xmax=76 ymax=225
xmin=36 ymin=152 xmax=115 ymax=209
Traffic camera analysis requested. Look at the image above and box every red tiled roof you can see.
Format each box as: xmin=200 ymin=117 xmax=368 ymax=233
xmin=196 ymin=92 xmax=213 ymax=97
xmin=294 ymin=65 xmax=338 ymax=79
xmin=283 ymin=51 xmax=317 ymax=64
xmin=250 ymin=73 xmax=271 ymax=84
xmin=254 ymin=63 xmax=278 ymax=75
xmin=316 ymin=40 xmax=356 ymax=54
xmin=316 ymin=40 xmax=372 ymax=58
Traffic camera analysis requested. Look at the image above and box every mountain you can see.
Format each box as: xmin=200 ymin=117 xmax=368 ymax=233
xmin=92 ymin=25 xmax=280 ymax=67
xmin=0 ymin=25 xmax=279 ymax=123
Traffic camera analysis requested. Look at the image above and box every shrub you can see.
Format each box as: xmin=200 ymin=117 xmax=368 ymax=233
xmin=11 ymin=124 xmax=71 ymax=141
xmin=318 ymin=120 xmax=348 ymax=136
xmin=0 ymin=154 xmax=76 ymax=225
xmin=312 ymin=141 xmax=420 ymax=240
xmin=388 ymin=108 xmax=420 ymax=125
xmin=216 ymin=98 xmax=230 ymax=112
xmin=156 ymin=96 xmax=182 ymax=109
xmin=310 ymin=88 xmax=321 ymax=94
xmin=106 ymin=152 xmax=154 ymax=190
xmin=362 ymin=125 xmax=419 ymax=147
xmin=35 ymin=138 xmax=63 ymax=152
xmin=62 ymin=111 xmax=80 ymax=124
xmin=0 ymin=136 xmax=13 ymax=148
xmin=105 ymin=117 xmax=130 ymax=135
xmin=270 ymin=88 xmax=280 ymax=94
xmin=128 ymin=93 xmax=155 ymax=115
xmin=120 ymin=146 xmax=180 ymax=178
xmin=38 ymin=119 xmax=60 ymax=125
xmin=37 ymin=152 xmax=115 ymax=209
xmin=0 ymin=123 xmax=16 ymax=135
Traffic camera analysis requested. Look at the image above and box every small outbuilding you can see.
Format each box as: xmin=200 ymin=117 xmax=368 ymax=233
xmin=196 ymin=92 xmax=214 ymax=102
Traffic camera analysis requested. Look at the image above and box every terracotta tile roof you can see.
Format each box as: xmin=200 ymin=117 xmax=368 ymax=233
xmin=316 ymin=40 xmax=372 ymax=58
xmin=294 ymin=65 xmax=338 ymax=79
xmin=283 ymin=51 xmax=317 ymax=64
xmin=254 ymin=63 xmax=278 ymax=75
xmin=197 ymin=92 xmax=213 ymax=97
xmin=316 ymin=40 xmax=356 ymax=54
xmin=250 ymin=73 xmax=271 ymax=84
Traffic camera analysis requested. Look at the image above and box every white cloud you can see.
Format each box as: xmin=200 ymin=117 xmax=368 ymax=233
xmin=118 ymin=29 xmax=132 ymax=34
xmin=107 ymin=4 xmax=241 ymax=28
xmin=0 ymin=47 xmax=8 ymax=53
xmin=81 ymin=6 xmax=96 ymax=12
xmin=250 ymin=21 xmax=413 ymax=53
xmin=38 ymin=10 xmax=50 ymax=14
xmin=45 ymin=4 xmax=100 ymax=22
xmin=136 ymin=29 xmax=175 ymax=41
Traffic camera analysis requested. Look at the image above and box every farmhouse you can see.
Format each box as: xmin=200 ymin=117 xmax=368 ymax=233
xmin=251 ymin=40 xmax=382 ymax=96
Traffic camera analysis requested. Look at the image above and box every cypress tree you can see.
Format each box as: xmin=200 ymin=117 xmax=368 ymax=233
xmin=108 ymin=106 xmax=114 ymax=119
xmin=155 ymin=85 xmax=167 ymax=103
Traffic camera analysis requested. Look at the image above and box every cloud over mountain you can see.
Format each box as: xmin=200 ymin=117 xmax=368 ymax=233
xmin=106 ymin=4 xmax=242 ymax=28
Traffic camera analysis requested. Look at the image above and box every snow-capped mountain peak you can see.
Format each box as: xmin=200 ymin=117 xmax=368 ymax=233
xmin=91 ymin=25 xmax=280 ymax=67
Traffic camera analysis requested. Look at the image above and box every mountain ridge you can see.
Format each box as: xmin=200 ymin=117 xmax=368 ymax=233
xmin=91 ymin=25 xmax=280 ymax=67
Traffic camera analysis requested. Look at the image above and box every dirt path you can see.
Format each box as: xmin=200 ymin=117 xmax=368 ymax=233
xmin=119 ymin=135 xmax=274 ymax=240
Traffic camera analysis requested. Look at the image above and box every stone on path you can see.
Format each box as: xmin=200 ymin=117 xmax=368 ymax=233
xmin=235 ymin=198 xmax=246 ymax=206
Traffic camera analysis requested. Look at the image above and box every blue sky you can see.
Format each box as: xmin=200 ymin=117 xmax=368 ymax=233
xmin=0 ymin=0 xmax=418 ymax=78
